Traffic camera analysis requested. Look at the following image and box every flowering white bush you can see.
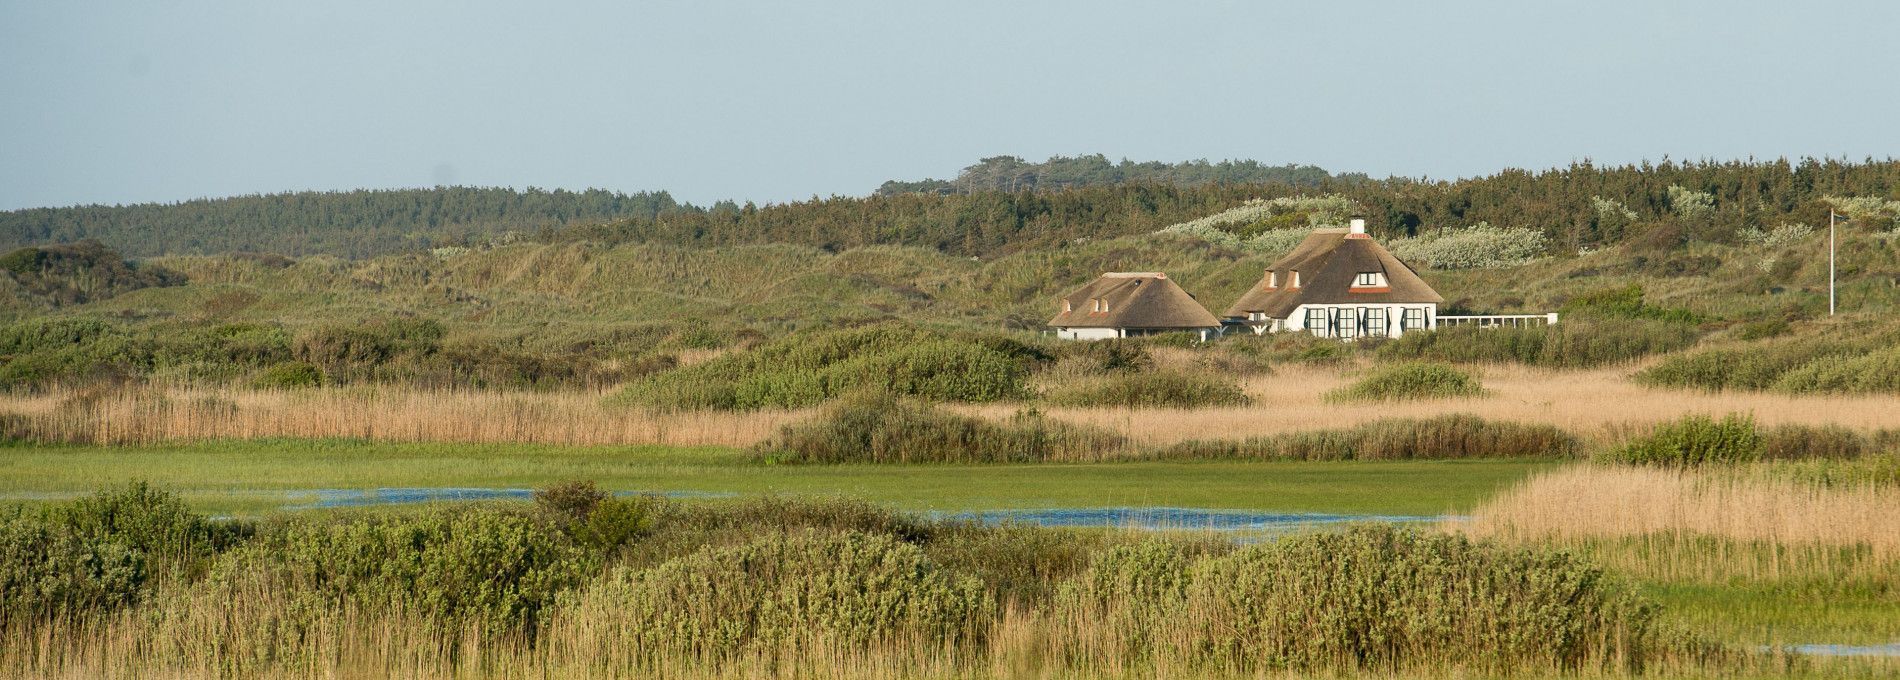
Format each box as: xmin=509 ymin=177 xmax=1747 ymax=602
xmin=1591 ymin=196 xmax=1637 ymax=221
xmin=1388 ymin=222 xmax=1550 ymax=269
xmin=1822 ymin=195 xmax=1900 ymax=220
xmin=1738 ymin=223 xmax=1814 ymax=248
xmin=1154 ymin=194 xmax=1363 ymax=255
xmin=1667 ymin=185 xmax=1715 ymax=218
xmin=430 ymin=246 xmax=472 ymax=260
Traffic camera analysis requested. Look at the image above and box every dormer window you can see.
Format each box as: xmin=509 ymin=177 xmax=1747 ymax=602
xmin=1291 ymin=271 xmax=1301 ymax=288
xmin=1353 ymin=272 xmax=1388 ymax=288
xmin=1063 ymin=299 xmax=1072 ymax=313
xmin=1267 ymin=271 xmax=1278 ymax=288
xmin=1090 ymin=298 xmax=1107 ymax=313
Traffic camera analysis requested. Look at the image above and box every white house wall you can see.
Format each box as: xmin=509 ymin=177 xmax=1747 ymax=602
xmin=1281 ymin=303 xmax=1438 ymax=339
xmin=1055 ymin=327 xmax=1123 ymax=340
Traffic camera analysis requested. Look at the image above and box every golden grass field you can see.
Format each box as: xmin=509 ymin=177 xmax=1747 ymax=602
xmin=986 ymin=363 xmax=1900 ymax=446
xmin=8 ymin=362 xmax=1899 ymax=448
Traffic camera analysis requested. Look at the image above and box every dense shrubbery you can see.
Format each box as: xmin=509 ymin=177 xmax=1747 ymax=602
xmin=1377 ymin=319 xmax=1700 ymax=368
xmin=3 ymin=484 xmax=1703 ymax=676
xmin=1155 ymin=414 xmax=1580 ymax=461
xmin=197 ymin=507 xmax=591 ymax=634
xmin=0 ymin=241 xmax=184 ymax=307
xmin=0 ymin=483 xmax=241 ymax=626
xmin=617 ymin=324 xmax=1042 ymax=411
xmin=1058 ymin=526 xmax=1663 ymax=673
xmin=1388 ymin=222 xmax=1550 ymax=269
xmin=1561 ymin=284 xmax=1702 ymax=324
xmin=1605 ymin=414 xmax=1763 ymax=467
xmin=1042 ymin=370 xmax=1251 ymax=408
xmin=558 ymin=530 xmax=993 ymax=660
xmin=1327 ymin=362 xmax=1485 ymax=402
xmin=754 ymin=392 xmax=1123 ymax=464
xmin=1636 ymin=329 xmax=1900 ymax=395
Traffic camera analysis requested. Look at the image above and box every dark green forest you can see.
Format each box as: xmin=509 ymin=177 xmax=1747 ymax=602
xmin=4 ymin=157 xmax=1897 ymax=261
xmin=0 ymin=187 xmax=686 ymax=258
xmin=872 ymin=154 xmax=1354 ymax=195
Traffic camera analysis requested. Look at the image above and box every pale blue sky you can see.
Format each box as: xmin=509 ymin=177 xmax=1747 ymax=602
xmin=2 ymin=1 xmax=1895 ymax=210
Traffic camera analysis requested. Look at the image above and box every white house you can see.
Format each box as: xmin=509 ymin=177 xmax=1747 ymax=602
xmin=1223 ymin=219 xmax=1444 ymax=339
xmin=1048 ymin=272 xmax=1222 ymax=341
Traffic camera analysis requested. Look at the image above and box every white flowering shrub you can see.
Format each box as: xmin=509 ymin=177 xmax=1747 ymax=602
xmin=430 ymin=246 xmax=472 ymax=260
xmin=1154 ymin=194 xmax=1364 ymax=255
xmin=1590 ymin=196 xmax=1637 ymax=221
xmin=1822 ymin=195 xmax=1900 ymax=220
xmin=1739 ymin=223 xmax=1815 ymax=248
xmin=1388 ymin=222 xmax=1550 ymax=269
xmin=1667 ymin=185 xmax=1715 ymax=218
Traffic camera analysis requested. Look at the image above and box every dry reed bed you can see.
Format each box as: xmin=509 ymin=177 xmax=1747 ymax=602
xmin=982 ymin=365 xmax=1900 ymax=446
xmin=0 ymin=387 xmax=804 ymax=448
xmin=1461 ymin=465 xmax=1900 ymax=564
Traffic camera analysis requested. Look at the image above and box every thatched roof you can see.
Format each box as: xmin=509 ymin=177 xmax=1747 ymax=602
xmin=1224 ymin=229 xmax=1442 ymax=319
xmin=1048 ymin=272 xmax=1221 ymax=329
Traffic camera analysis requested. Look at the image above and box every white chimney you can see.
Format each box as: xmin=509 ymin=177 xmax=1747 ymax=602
xmin=1350 ymin=218 xmax=1366 ymax=235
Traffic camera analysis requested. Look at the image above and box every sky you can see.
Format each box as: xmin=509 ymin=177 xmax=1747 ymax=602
xmin=2 ymin=0 xmax=1896 ymax=211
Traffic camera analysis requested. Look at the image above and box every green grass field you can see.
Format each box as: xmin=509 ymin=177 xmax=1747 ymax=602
xmin=0 ymin=439 xmax=1555 ymax=516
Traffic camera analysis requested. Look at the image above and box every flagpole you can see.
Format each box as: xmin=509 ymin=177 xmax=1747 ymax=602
xmin=1828 ymin=211 xmax=1836 ymax=316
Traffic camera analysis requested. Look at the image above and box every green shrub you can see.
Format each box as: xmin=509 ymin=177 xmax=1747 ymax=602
xmin=1605 ymin=414 xmax=1762 ymax=467
xmin=616 ymin=324 xmax=1037 ymax=410
xmin=1734 ymin=317 xmax=1791 ymax=341
xmin=1769 ymin=345 xmax=1900 ymax=395
xmin=0 ymin=511 xmax=144 ymax=625
xmin=1058 ymin=525 xmax=1663 ymax=673
xmin=1326 ymin=362 xmax=1485 ymax=402
xmin=1561 ymin=284 xmax=1701 ymax=324
xmin=1042 ymin=371 xmax=1251 ymax=408
xmin=1155 ymin=414 xmax=1580 ymax=461
xmin=754 ymin=392 xmax=1124 ymax=464
xmin=204 ymin=506 xmax=590 ymax=634
xmin=533 ymin=480 xmax=655 ymax=554
xmin=563 ymin=530 xmax=994 ymax=658
xmin=1377 ymin=319 xmax=1699 ymax=368
xmin=0 ymin=483 xmax=235 ymax=625
xmin=1760 ymin=423 xmax=1869 ymax=461
xmin=251 ymin=361 xmax=323 ymax=388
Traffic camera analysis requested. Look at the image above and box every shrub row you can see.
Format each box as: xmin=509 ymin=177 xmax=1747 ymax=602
xmin=1376 ymin=319 xmax=1700 ymax=368
xmin=1326 ymin=362 xmax=1486 ymax=402
xmin=1042 ymin=370 xmax=1252 ymax=408
xmin=1155 ymin=414 xmax=1580 ymax=461
xmin=1606 ymin=414 xmax=1900 ymax=467
xmin=753 ymin=392 xmax=1125 ymax=464
xmin=617 ymin=323 xmax=1046 ymax=411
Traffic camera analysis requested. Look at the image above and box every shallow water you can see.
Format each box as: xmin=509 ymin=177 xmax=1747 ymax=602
xmin=283 ymin=487 xmax=732 ymax=510
xmin=1773 ymin=643 xmax=1900 ymax=657
xmin=939 ymin=507 xmax=1450 ymax=532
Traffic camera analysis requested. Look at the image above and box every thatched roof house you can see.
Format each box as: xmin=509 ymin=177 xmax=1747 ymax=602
xmin=1049 ymin=272 xmax=1221 ymax=341
xmin=1225 ymin=220 xmax=1443 ymax=338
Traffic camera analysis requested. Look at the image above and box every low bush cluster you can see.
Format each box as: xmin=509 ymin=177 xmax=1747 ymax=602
xmin=617 ymin=323 xmax=1043 ymax=411
xmin=1387 ymin=222 xmax=1550 ymax=269
xmin=1326 ymin=362 xmax=1485 ymax=402
xmin=1155 ymin=414 xmax=1580 ymax=461
xmin=558 ymin=530 xmax=994 ymax=660
xmin=1377 ymin=319 xmax=1700 ymax=368
xmin=753 ymin=392 xmax=1124 ymax=464
xmin=1057 ymin=526 xmax=1663 ymax=673
xmin=1604 ymin=414 xmax=1763 ymax=467
xmin=1637 ymin=328 xmax=1900 ymax=395
xmin=2 ymin=484 xmax=1698 ymax=677
xmin=1042 ymin=370 xmax=1251 ymax=408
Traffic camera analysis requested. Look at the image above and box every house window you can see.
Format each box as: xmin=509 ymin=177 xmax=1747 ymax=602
xmin=1353 ymin=272 xmax=1386 ymax=288
xmin=1063 ymin=300 xmax=1072 ymax=313
xmin=1402 ymin=308 xmax=1426 ymax=330
xmin=1291 ymin=271 xmax=1301 ymax=288
xmin=1365 ymin=307 xmax=1387 ymax=337
xmin=1267 ymin=271 xmax=1278 ymax=288
xmin=1304 ymin=308 xmax=1326 ymax=337
xmin=1334 ymin=307 xmax=1358 ymax=339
